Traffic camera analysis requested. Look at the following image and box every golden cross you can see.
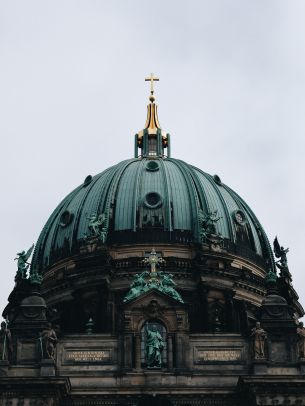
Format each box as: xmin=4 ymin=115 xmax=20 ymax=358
xmin=145 ymin=73 xmax=159 ymax=95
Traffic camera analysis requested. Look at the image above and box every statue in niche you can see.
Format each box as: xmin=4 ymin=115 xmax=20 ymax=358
xmin=86 ymin=213 xmax=107 ymax=243
xmin=14 ymin=244 xmax=34 ymax=280
xmin=251 ymin=322 xmax=267 ymax=359
xmin=273 ymin=236 xmax=292 ymax=280
xmin=39 ymin=323 xmax=58 ymax=360
xmin=0 ymin=321 xmax=13 ymax=362
xmin=198 ymin=210 xmax=223 ymax=246
xmin=146 ymin=324 xmax=165 ymax=368
xmin=297 ymin=322 xmax=305 ymax=359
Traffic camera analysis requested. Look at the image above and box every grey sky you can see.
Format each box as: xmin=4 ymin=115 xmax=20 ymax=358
xmin=1 ymin=1 xmax=305 ymax=315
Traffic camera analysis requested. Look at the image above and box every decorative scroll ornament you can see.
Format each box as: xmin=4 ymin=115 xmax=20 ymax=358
xmin=14 ymin=244 xmax=34 ymax=281
xmin=85 ymin=213 xmax=108 ymax=243
xmin=273 ymin=236 xmax=292 ymax=280
xmin=198 ymin=209 xmax=223 ymax=246
xmin=124 ymin=249 xmax=183 ymax=303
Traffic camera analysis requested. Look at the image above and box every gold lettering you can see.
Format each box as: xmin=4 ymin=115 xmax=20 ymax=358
xmin=66 ymin=350 xmax=110 ymax=362
xmin=196 ymin=349 xmax=241 ymax=361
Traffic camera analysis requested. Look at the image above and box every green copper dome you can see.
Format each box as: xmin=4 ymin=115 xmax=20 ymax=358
xmin=31 ymin=89 xmax=274 ymax=273
xmin=32 ymin=156 xmax=274 ymax=272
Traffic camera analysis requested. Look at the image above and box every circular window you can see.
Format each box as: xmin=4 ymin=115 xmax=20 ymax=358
xmin=213 ymin=174 xmax=222 ymax=185
xmin=59 ymin=210 xmax=73 ymax=227
xmin=144 ymin=192 xmax=162 ymax=209
xmin=146 ymin=160 xmax=160 ymax=172
xmin=83 ymin=175 xmax=93 ymax=187
xmin=232 ymin=210 xmax=246 ymax=225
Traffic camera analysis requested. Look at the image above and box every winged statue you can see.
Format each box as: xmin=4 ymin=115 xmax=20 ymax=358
xmin=15 ymin=244 xmax=35 ymax=279
xmin=273 ymin=237 xmax=291 ymax=280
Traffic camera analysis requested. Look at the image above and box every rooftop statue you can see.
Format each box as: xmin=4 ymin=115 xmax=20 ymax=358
xmin=273 ymin=236 xmax=292 ymax=280
xmin=123 ymin=271 xmax=149 ymax=302
xmin=14 ymin=244 xmax=34 ymax=280
xmin=86 ymin=213 xmax=108 ymax=243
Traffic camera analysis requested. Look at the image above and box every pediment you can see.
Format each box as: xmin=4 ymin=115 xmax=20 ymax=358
xmin=124 ymin=288 xmax=185 ymax=309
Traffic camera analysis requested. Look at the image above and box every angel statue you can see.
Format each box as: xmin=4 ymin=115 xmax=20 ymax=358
xmin=87 ymin=213 xmax=107 ymax=243
xmin=273 ymin=237 xmax=292 ymax=280
xmin=14 ymin=244 xmax=34 ymax=280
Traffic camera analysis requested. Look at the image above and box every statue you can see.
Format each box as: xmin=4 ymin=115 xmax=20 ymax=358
xmin=39 ymin=323 xmax=58 ymax=360
xmin=251 ymin=322 xmax=267 ymax=359
xmin=297 ymin=322 xmax=305 ymax=359
xmin=146 ymin=325 xmax=165 ymax=368
xmin=123 ymin=271 xmax=149 ymax=302
xmin=160 ymin=272 xmax=183 ymax=303
xmin=0 ymin=321 xmax=13 ymax=362
xmin=14 ymin=244 xmax=34 ymax=280
xmin=198 ymin=210 xmax=223 ymax=243
xmin=87 ymin=213 xmax=107 ymax=243
xmin=273 ymin=237 xmax=292 ymax=280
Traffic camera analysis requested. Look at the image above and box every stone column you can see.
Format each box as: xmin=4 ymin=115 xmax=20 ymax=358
xmin=135 ymin=334 xmax=141 ymax=370
xmin=167 ymin=335 xmax=173 ymax=370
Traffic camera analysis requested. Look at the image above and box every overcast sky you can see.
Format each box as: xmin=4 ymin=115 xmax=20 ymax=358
xmin=1 ymin=1 xmax=305 ymax=317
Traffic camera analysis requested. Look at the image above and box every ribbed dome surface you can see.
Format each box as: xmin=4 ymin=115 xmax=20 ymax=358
xmin=32 ymin=157 xmax=274 ymax=271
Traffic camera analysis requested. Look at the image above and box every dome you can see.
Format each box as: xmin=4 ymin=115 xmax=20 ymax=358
xmin=32 ymin=156 xmax=273 ymax=272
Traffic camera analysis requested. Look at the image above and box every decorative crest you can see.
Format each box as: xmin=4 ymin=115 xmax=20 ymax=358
xmin=142 ymin=248 xmax=165 ymax=273
xmin=124 ymin=249 xmax=183 ymax=303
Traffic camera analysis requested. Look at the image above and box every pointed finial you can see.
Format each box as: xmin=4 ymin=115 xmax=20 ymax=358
xmin=145 ymin=73 xmax=159 ymax=103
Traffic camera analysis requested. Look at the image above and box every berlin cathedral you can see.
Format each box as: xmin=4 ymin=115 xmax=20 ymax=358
xmin=1 ymin=76 xmax=305 ymax=406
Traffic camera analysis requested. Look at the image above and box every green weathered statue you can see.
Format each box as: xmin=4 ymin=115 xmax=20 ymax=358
xmin=123 ymin=271 xmax=149 ymax=302
xmin=87 ymin=213 xmax=108 ymax=243
xmin=146 ymin=325 xmax=165 ymax=368
xmin=124 ymin=249 xmax=184 ymax=303
xmin=198 ymin=210 xmax=222 ymax=243
xmin=159 ymin=272 xmax=183 ymax=303
xmin=14 ymin=244 xmax=34 ymax=280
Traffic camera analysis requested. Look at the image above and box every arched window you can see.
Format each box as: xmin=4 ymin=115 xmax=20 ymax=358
xmin=141 ymin=321 xmax=167 ymax=368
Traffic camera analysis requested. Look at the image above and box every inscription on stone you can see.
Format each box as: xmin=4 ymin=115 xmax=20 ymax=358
xmin=65 ymin=350 xmax=111 ymax=363
xmin=196 ymin=349 xmax=241 ymax=362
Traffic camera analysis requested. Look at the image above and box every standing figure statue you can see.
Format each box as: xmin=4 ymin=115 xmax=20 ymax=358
xmin=40 ymin=323 xmax=58 ymax=360
xmin=297 ymin=322 xmax=305 ymax=359
xmin=273 ymin=236 xmax=292 ymax=280
xmin=146 ymin=325 xmax=165 ymax=368
xmin=14 ymin=244 xmax=34 ymax=280
xmin=0 ymin=321 xmax=13 ymax=362
xmin=251 ymin=322 xmax=267 ymax=359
